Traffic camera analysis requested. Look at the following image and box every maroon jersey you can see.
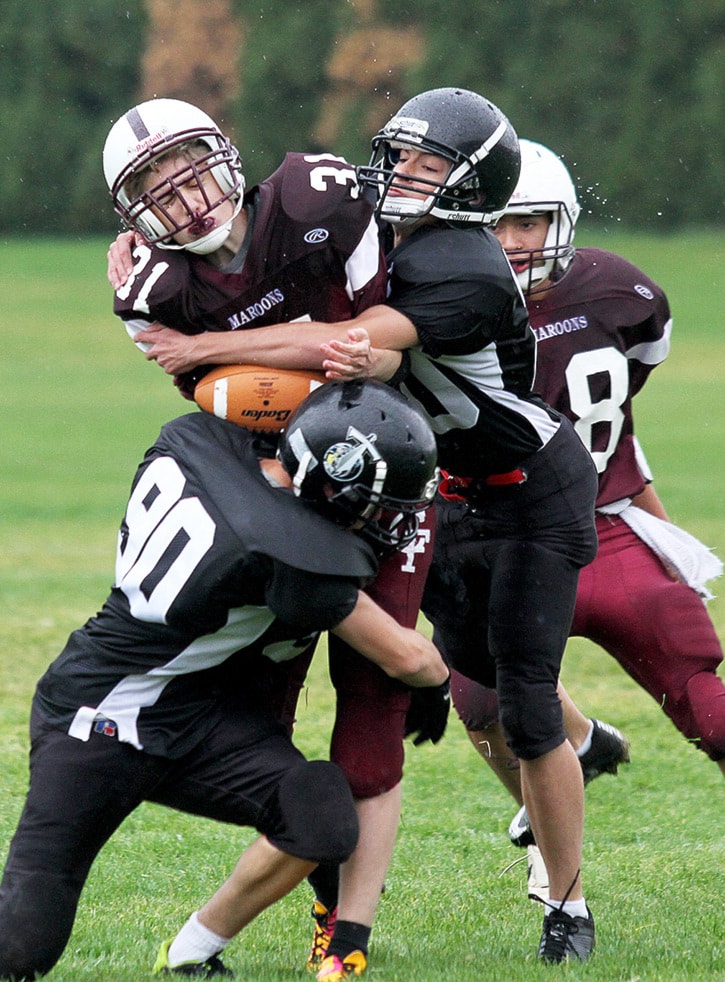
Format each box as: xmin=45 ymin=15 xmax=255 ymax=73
xmin=528 ymin=247 xmax=671 ymax=506
xmin=114 ymin=152 xmax=386 ymax=336
xmin=113 ymin=152 xmax=429 ymax=799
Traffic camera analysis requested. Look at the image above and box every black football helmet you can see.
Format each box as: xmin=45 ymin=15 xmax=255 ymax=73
xmin=278 ymin=380 xmax=439 ymax=552
xmin=358 ymin=87 xmax=520 ymax=227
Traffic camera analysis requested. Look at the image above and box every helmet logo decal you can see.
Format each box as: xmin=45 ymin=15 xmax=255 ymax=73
xmin=634 ymin=284 xmax=654 ymax=300
xmin=304 ymin=228 xmax=329 ymax=244
xmin=383 ymin=115 xmax=429 ymax=142
xmin=323 ymin=425 xmax=382 ymax=482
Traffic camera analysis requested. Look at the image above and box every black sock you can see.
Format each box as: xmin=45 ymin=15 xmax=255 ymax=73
xmin=307 ymin=862 xmax=340 ymax=913
xmin=326 ymin=920 xmax=371 ymax=959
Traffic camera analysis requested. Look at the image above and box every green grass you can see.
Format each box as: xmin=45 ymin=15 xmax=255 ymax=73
xmin=1 ymin=235 xmax=724 ymax=981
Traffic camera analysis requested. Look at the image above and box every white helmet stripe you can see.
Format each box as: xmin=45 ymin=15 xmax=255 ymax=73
xmin=470 ymin=119 xmax=509 ymax=166
xmin=447 ymin=119 xmax=508 ymax=187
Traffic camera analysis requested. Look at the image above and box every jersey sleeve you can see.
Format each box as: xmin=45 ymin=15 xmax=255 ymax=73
xmin=264 ymin=560 xmax=359 ymax=634
xmin=274 ymin=153 xmax=387 ymax=313
xmin=112 ymin=241 xmax=202 ymax=332
xmin=616 ymin=261 xmax=672 ymax=398
xmin=388 ymin=227 xmax=524 ymax=356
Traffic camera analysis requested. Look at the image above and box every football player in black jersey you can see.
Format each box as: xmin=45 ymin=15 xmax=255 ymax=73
xmin=0 ymin=381 xmax=449 ymax=981
xmin=139 ymin=88 xmax=601 ymax=966
xmin=103 ymin=98 xmax=438 ymax=981
xmin=447 ymin=139 xmax=725 ymax=881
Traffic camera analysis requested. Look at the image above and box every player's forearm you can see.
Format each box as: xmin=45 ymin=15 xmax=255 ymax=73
xmin=208 ymin=305 xmax=416 ymax=369
xmin=332 ymin=592 xmax=448 ymax=688
xmin=188 ymin=325 xmax=332 ymax=370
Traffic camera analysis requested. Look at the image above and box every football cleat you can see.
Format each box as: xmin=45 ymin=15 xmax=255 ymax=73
xmin=580 ymin=718 xmax=630 ymax=784
xmin=508 ymin=718 xmax=631 ymax=848
xmin=508 ymin=803 xmax=536 ymax=848
xmin=152 ymin=938 xmax=234 ymax=977
xmin=526 ymin=845 xmax=549 ymax=903
xmin=307 ymin=900 xmax=337 ymax=971
xmin=316 ymin=949 xmax=367 ymax=980
xmin=538 ymin=906 xmax=595 ymax=963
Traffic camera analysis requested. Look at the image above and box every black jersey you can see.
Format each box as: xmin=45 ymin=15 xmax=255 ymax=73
xmin=386 ymin=224 xmax=561 ymax=478
xmin=114 ymin=152 xmax=387 ymax=337
xmin=34 ymin=413 xmax=376 ymax=758
xmin=527 ymin=248 xmax=672 ymax=507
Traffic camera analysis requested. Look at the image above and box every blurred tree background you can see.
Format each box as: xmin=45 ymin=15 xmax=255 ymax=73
xmin=0 ymin=0 xmax=722 ymax=236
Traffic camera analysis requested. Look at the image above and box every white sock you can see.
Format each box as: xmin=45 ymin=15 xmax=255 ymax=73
xmin=575 ymin=721 xmax=594 ymax=757
xmin=548 ymin=897 xmax=589 ymax=919
xmin=167 ymin=911 xmax=231 ymax=966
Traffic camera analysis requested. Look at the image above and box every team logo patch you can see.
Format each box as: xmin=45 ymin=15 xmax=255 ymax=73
xmin=634 ymin=284 xmax=654 ymax=300
xmin=304 ymin=228 xmax=329 ymax=244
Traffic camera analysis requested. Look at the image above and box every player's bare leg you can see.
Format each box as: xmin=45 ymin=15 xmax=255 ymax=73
xmin=197 ymin=837 xmax=315 ymax=937
xmin=520 ymin=742 xmax=584 ymax=902
xmin=465 ymin=724 xmax=522 ymax=802
xmin=313 ymin=784 xmax=401 ymax=979
xmin=462 ymin=682 xmax=597 ymax=804
xmin=338 ymin=783 xmax=401 ymax=924
xmin=156 ymin=838 xmax=315 ymax=975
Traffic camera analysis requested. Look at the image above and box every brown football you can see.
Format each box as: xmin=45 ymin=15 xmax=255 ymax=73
xmin=194 ymin=364 xmax=327 ymax=432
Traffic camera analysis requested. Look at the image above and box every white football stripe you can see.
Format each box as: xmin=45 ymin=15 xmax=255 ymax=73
xmin=213 ymin=377 xmax=229 ymax=418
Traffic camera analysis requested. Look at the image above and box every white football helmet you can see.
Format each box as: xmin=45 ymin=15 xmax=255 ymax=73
xmin=503 ymin=139 xmax=581 ymax=293
xmin=102 ymin=98 xmax=244 ymax=254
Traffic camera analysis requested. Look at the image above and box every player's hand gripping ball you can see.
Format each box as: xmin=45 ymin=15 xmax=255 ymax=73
xmin=194 ymin=365 xmax=326 ymax=433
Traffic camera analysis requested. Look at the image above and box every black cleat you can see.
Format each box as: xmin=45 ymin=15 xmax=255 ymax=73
xmin=538 ymin=905 xmax=595 ymax=963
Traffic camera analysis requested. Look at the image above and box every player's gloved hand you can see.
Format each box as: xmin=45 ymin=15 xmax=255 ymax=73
xmin=404 ymin=674 xmax=451 ymax=746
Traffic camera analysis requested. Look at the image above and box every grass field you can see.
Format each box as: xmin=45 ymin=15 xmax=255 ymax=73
xmin=0 ymin=233 xmax=723 ymax=981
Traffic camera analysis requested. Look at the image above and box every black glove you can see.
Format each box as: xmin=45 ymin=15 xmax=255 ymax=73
xmin=404 ymin=674 xmax=451 ymax=746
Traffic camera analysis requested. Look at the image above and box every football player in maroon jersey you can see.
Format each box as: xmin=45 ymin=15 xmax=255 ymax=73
xmin=122 ymin=89 xmax=603 ymax=966
xmin=445 ymin=139 xmax=725 ymax=857
xmin=103 ymin=99 xmax=438 ymax=979
xmin=0 ymin=382 xmax=448 ymax=981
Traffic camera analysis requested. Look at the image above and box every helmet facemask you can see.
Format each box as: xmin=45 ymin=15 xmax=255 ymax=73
xmin=502 ymin=200 xmax=578 ymax=294
xmin=360 ymin=125 xmax=509 ymax=228
xmin=501 ymin=140 xmax=581 ymax=294
xmin=116 ymin=138 xmax=243 ymax=253
xmin=104 ymin=99 xmax=245 ymax=255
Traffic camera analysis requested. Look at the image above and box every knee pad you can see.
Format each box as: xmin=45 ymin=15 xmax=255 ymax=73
xmin=265 ymin=760 xmax=358 ymax=864
xmin=499 ymin=677 xmax=566 ymax=760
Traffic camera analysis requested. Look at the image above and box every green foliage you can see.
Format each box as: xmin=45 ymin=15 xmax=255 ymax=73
xmin=0 ymin=234 xmax=724 ymax=981
xmin=0 ymin=1 xmax=722 ymax=232
xmin=230 ymin=0 xmax=355 ymax=184
xmin=415 ymin=0 xmax=724 ymax=228
xmin=0 ymin=1 xmax=146 ymax=235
